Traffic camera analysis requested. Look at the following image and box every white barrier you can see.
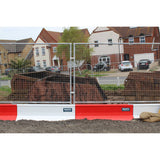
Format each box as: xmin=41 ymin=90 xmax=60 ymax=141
xmin=16 ymin=104 xmax=75 ymax=121
xmin=133 ymin=104 xmax=160 ymax=119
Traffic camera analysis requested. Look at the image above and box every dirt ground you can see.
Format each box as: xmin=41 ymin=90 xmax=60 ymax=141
xmin=0 ymin=119 xmax=160 ymax=133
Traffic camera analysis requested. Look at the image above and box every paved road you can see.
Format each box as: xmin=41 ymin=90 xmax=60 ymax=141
xmin=0 ymin=80 xmax=11 ymax=87
xmin=0 ymin=76 xmax=127 ymax=87
xmin=97 ymin=76 xmax=127 ymax=85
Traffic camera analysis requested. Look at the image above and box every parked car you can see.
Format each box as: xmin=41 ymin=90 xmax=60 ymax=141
xmin=137 ymin=59 xmax=152 ymax=70
xmin=93 ymin=61 xmax=110 ymax=72
xmin=32 ymin=66 xmax=45 ymax=72
xmin=45 ymin=66 xmax=61 ymax=73
xmin=24 ymin=66 xmax=45 ymax=72
xmin=119 ymin=61 xmax=133 ymax=72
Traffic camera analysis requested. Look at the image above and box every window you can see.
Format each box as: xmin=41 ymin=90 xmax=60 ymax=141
xmin=36 ymin=60 xmax=40 ymax=67
xmin=94 ymin=41 xmax=99 ymax=47
xmin=124 ymin=54 xmax=129 ymax=60
xmin=43 ymin=60 xmax=47 ymax=68
xmin=18 ymin=53 xmax=21 ymax=57
xmin=108 ymin=39 xmax=112 ymax=45
xmin=42 ymin=47 xmax=45 ymax=56
xmin=129 ymin=37 xmax=134 ymax=44
xmin=139 ymin=36 xmax=145 ymax=43
xmin=99 ymin=56 xmax=110 ymax=64
xmin=35 ymin=48 xmax=39 ymax=56
xmin=53 ymin=47 xmax=57 ymax=53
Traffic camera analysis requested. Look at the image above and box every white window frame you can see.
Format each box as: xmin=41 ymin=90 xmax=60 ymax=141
xmin=99 ymin=56 xmax=111 ymax=64
xmin=129 ymin=37 xmax=134 ymax=44
xmin=36 ymin=60 xmax=40 ymax=67
xmin=35 ymin=48 xmax=39 ymax=56
xmin=43 ymin=60 xmax=47 ymax=68
xmin=94 ymin=40 xmax=99 ymax=47
xmin=139 ymin=36 xmax=145 ymax=43
xmin=108 ymin=39 xmax=112 ymax=45
xmin=53 ymin=47 xmax=57 ymax=53
xmin=42 ymin=47 xmax=45 ymax=56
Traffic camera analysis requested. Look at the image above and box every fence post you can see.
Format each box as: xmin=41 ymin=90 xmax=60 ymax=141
xmin=0 ymin=70 xmax=1 ymax=87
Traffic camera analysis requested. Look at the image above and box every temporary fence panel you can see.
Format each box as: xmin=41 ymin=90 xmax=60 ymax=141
xmin=74 ymin=42 xmax=160 ymax=104
xmin=0 ymin=42 xmax=73 ymax=104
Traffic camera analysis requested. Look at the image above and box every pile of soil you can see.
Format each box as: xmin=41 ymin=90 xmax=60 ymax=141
xmin=0 ymin=119 xmax=160 ymax=133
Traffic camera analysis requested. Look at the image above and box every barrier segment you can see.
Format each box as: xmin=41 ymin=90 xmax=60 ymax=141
xmin=133 ymin=104 xmax=160 ymax=119
xmin=17 ymin=104 xmax=75 ymax=121
xmin=75 ymin=104 xmax=133 ymax=121
xmin=0 ymin=104 xmax=17 ymax=121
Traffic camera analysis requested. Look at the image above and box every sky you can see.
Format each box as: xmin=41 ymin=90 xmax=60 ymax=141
xmin=0 ymin=27 xmax=95 ymax=41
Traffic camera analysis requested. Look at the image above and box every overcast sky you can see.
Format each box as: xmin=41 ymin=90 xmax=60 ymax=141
xmin=0 ymin=27 xmax=95 ymax=41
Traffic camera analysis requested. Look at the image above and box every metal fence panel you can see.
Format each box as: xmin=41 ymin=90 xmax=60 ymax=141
xmin=0 ymin=43 xmax=72 ymax=104
xmin=74 ymin=43 xmax=160 ymax=104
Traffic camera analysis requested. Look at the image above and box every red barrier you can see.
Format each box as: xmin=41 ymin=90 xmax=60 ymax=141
xmin=75 ymin=104 xmax=133 ymax=121
xmin=0 ymin=104 xmax=17 ymax=120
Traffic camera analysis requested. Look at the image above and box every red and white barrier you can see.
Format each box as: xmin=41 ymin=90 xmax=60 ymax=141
xmin=0 ymin=104 xmax=133 ymax=121
xmin=0 ymin=103 xmax=160 ymax=121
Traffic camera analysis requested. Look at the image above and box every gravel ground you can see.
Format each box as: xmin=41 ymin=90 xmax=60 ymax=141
xmin=0 ymin=119 xmax=160 ymax=133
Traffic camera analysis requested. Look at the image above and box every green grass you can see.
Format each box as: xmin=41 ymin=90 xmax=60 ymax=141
xmin=0 ymin=76 xmax=12 ymax=80
xmin=90 ymin=74 xmax=107 ymax=77
xmin=75 ymin=69 xmax=108 ymax=77
xmin=100 ymin=84 xmax=124 ymax=91
xmin=0 ymin=86 xmax=11 ymax=93
xmin=0 ymin=86 xmax=11 ymax=97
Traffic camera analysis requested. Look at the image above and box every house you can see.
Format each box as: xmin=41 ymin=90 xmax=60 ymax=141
xmin=121 ymin=27 xmax=160 ymax=67
xmin=33 ymin=28 xmax=62 ymax=70
xmin=0 ymin=38 xmax=34 ymax=73
xmin=33 ymin=28 xmax=90 ymax=70
xmin=89 ymin=27 xmax=160 ymax=68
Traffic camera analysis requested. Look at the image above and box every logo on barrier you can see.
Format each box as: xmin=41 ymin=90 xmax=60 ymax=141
xmin=63 ymin=108 xmax=72 ymax=112
xmin=122 ymin=108 xmax=130 ymax=111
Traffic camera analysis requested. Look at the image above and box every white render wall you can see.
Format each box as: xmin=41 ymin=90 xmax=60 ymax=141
xmin=89 ymin=30 xmax=124 ymax=56
xmin=33 ymin=38 xmax=51 ymax=68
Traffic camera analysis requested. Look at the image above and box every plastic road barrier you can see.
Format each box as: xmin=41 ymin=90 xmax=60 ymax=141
xmin=75 ymin=104 xmax=133 ymax=121
xmin=1 ymin=103 xmax=160 ymax=121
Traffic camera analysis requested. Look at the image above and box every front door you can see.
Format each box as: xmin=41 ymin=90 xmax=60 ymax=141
xmin=124 ymin=54 xmax=129 ymax=61
xmin=54 ymin=60 xmax=58 ymax=66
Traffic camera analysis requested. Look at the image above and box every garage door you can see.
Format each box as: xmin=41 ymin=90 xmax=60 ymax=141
xmin=134 ymin=53 xmax=154 ymax=67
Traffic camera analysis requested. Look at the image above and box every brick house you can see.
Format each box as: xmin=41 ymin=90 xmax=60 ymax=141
xmin=0 ymin=38 xmax=34 ymax=73
xmin=33 ymin=28 xmax=62 ymax=69
xmin=121 ymin=27 xmax=160 ymax=67
xmin=33 ymin=28 xmax=90 ymax=70
xmin=89 ymin=27 xmax=160 ymax=68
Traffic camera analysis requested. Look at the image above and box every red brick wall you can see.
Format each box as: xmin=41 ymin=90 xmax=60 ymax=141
xmin=123 ymin=34 xmax=159 ymax=63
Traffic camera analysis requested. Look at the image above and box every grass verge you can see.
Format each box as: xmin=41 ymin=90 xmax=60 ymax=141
xmin=0 ymin=86 xmax=11 ymax=96
xmin=100 ymin=84 xmax=124 ymax=91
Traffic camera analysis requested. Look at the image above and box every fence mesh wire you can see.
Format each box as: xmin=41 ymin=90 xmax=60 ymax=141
xmin=0 ymin=42 xmax=160 ymax=104
xmin=75 ymin=43 xmax=160 ymax=104
xmin=0 ymin=43 xmax=72 ymax=103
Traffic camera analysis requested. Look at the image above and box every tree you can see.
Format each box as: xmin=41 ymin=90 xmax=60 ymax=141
xmin=57 ymin=27 xmax=92 ymax=67
xmin=10 ymin=58 xmax=31 ymax=69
